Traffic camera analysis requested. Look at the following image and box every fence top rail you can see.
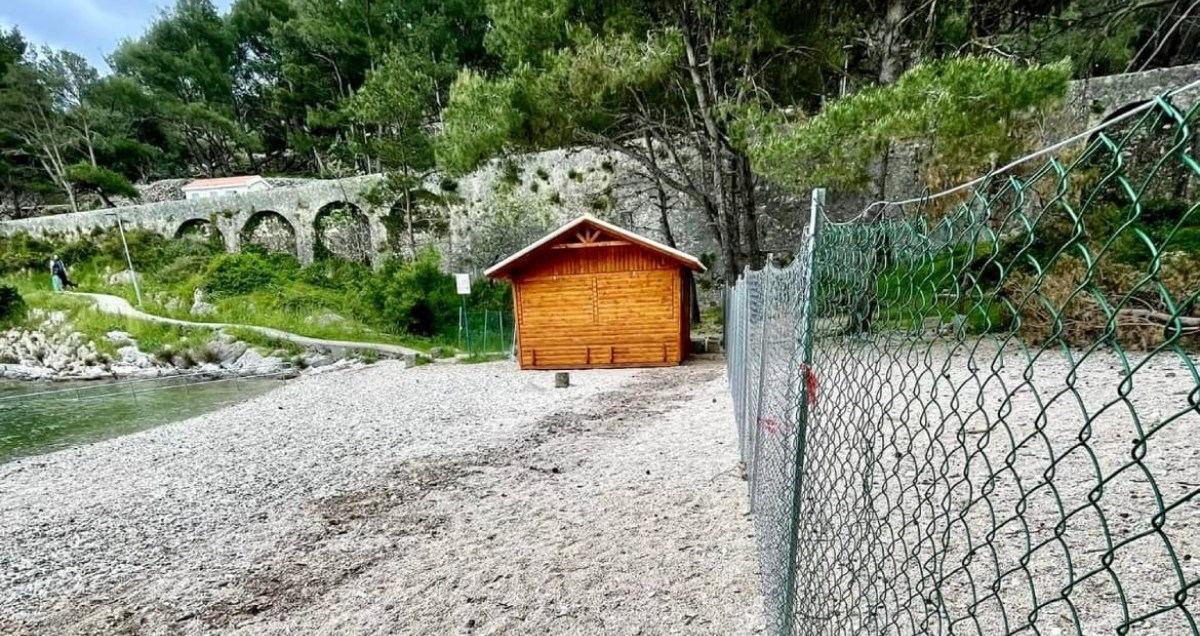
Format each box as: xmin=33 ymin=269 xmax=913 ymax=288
xmin=826 ymin=76 xmax=1200 ymax=227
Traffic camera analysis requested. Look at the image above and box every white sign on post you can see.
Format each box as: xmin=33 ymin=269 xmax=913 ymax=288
xmin=455 ymin=273 xmax=471 ymax=295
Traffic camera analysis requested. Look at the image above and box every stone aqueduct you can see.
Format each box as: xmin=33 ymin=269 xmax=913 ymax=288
xmin=0 ymin=63 xmax=1197 ymax=264
xmin=0 ymin=176 xmax=391 ymax=264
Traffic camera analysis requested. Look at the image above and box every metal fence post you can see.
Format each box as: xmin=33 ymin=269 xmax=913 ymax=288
xmin=780 ymin=188 xmax=824 ymax=636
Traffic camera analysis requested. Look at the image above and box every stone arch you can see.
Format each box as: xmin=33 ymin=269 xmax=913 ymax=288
xmin=241 ymin=210 xmax=298 ymax=256
xmin=175 ymin=218 xmax=223 ymax=244
xmin=314 ymin=201 xmax=372 ymax=263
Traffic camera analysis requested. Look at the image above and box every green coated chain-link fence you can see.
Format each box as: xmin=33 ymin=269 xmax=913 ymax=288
xmin=729 ymin=86 xmax=1200 ymax=635
xmin=456 ymin=309 xmax=515 ymax=355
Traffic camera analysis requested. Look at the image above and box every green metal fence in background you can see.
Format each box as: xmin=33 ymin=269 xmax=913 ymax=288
xmin=456 ymin=309 xmax=515 ymax=356
xmin=728 ymin=85 xmax=1200 ymax=635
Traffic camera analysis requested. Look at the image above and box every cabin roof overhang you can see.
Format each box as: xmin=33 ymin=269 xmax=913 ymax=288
xmin=484 ymin=214 xmax=706 ymax=280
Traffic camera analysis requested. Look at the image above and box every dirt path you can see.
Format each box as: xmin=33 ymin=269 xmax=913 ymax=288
xmin=69 ymin=292 xmax=423 ymax=358
xmin=0 ymin=359 xmax=762 ymax=635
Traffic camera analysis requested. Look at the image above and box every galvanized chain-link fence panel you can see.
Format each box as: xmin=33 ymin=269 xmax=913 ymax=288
xmin=729 ymin=88 xmax=1200 ymax=635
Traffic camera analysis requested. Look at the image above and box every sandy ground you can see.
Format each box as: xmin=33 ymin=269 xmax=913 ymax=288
xmin=0 ymin=359 xmax=762 ymax=635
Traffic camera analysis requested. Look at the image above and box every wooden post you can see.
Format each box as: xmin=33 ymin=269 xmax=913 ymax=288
xmin=555 ymin=372 xmax=570 ymax=388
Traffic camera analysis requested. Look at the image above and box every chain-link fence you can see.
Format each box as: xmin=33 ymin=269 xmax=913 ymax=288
xmin=456 ymin=309 xmax=515 ymax=355
xmin=729 ymin=85 xmax=1200 ymax=635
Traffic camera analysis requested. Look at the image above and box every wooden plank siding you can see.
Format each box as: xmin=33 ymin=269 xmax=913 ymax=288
xmin=512 ymin=244 xmax=688 ymax=370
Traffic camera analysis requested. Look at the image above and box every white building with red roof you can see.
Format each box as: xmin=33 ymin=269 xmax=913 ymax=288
xmin=181 ymin=175 xmax=272 ymax=200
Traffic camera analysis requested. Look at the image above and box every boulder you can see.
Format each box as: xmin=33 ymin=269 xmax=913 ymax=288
xmin=107 ymin=270 xmax=139 ymax=286
xmin=190 ymin=301 xmax=216 ymax=317
xmin=106 ymin=330 xmax=135 ymax=347
xmin=212 ymin=341 xmax=248 ymax=366
xmin=191 ymin=288 xmax=217 ymax=317
xmin=303 ymin=353 xmax=333 ymax=368
xmin=116 ymin=345 xmax=155 ymax=368
xmin=304 ymin=310 xmax=346 ymax=328
xmin=70 ymin=366 xmax=111 ymax=381
xmin=0 ymin=364 xmax=55 ymax=381
xmin=231 ymin=349 xmax=287 ymax=375
xmin=109 ymin=363 xmax=147 ymax=378
xmin=196 ymin=363 xmax=223 ymax=376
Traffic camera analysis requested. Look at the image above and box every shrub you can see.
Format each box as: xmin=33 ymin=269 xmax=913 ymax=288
xmin=298 ymin=259 xmax=371 ymax=291
xmin=470 ymin=279 xmax=512 ymax=312
xmin=0 ymin=233 xmax=54 ymax=275
xmin=204 ymin=252 xmax=295 ymax=297
xmin=0 ymin=286 xmax=26 ymax=326
xmin=362 ymin=247 xmax=458 ymax=336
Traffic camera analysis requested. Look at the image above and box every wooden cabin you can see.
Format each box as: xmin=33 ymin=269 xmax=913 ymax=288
xmin=485 ymin=215 xmax=706 ymax=370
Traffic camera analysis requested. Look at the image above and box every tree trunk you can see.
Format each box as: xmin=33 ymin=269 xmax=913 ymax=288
xmin=404 ymin=186 xmax=417 ymax=257
xmin=683 ymin=28 xmax=742 ymax=286
xmin=877 ymin=0 xmax=908 ymax=85
xmin=735 ymin=152 xmax=761 ymax=269
xmin=83 ymin=120 xmax=98 ymax=167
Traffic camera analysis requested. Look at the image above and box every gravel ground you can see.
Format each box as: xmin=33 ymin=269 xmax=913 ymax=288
xmin=0 ymin=358 xmax=761 ymax=635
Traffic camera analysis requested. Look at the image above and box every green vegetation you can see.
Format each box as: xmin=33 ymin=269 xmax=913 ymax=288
xmin=0 ymin=285 xmax=25 ymax=326
xmin=5 ymin=283 xmax=211 ymax=360
xmin=2 ymin=0 xmax=1195 ymax=350
xmin=0 ymin=229 xmax=513 ymax=354
xmin=745 ymin=57 xmax=1072 ymax=197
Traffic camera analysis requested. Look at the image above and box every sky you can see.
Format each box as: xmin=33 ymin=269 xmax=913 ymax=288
xmin=0 ymin=0 xmax=233 ymax=71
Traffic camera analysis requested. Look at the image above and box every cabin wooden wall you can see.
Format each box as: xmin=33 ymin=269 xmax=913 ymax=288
xmin=512 ymin=244 xmax=687 ymax=369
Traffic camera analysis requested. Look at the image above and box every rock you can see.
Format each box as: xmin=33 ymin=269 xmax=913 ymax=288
xmin=212 ymin=341 xmax=247 ymax=365
xmin=429 ymin=347 xmax=445 ymax=359
xmin=303 ymin=353 xmax=332 ymax=369
xmin=69 ymin=366 xmax=111 ymax=381
xmin=109 ymin=363 xmax=146 ymax=378
xmin=304 ymin=310 xmax=346 ymax=328
xmin=117 ymin=345 xmax=155 ymax=369
xmin=231 ymin=349 xmax=286 ymax=375
xmin=165 ymin=297 xmax=184 ymax=314
xmin=190 ymin=288 xmax=216 ymax=317
xmin=0 ymin=364 xmax=54 ymax=380
xmin=190 ymin=301 xmax=216 ymax=317
xmin=106 ymin=331 xmax=135 ymax=347
xmin=43 ymin=352 xmax=70 ymax=371
xmin=107 ymin=270 xmax=140 ymax=286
